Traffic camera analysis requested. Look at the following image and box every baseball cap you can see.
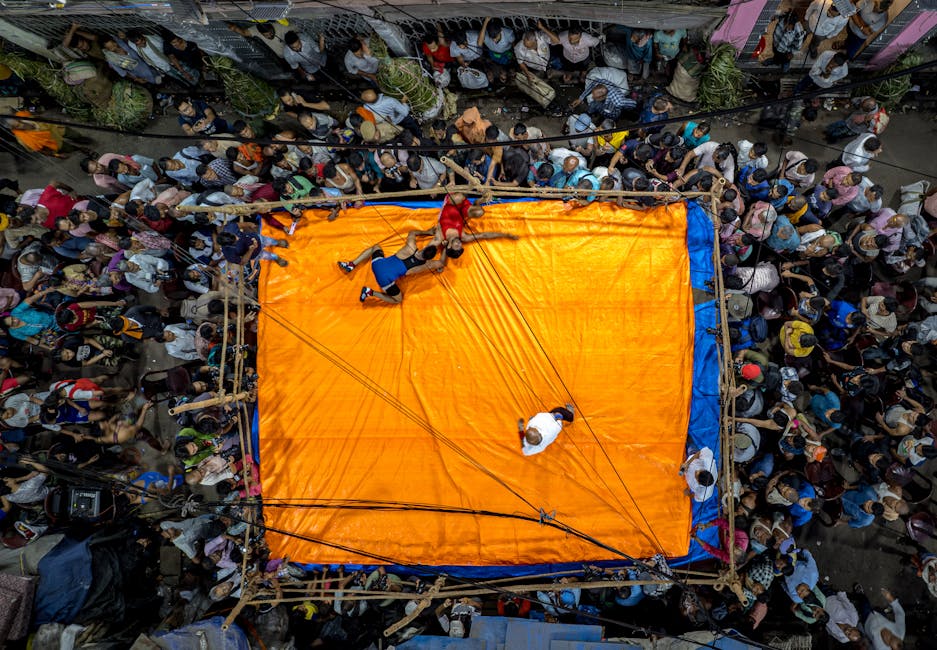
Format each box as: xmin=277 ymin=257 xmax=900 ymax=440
xmin=572 ymin=114 xmax=593 ymax=133
xmin=359 ymin=120 xmax=378 ymax=143
xmin=726 ymin=292 xmax=753 ymax=321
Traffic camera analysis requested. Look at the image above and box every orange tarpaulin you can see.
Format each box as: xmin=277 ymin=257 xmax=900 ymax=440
xmin=257 ymin=200 xmax=695 ymax=566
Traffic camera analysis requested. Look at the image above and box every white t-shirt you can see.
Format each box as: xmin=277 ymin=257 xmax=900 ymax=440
xmin=548 ymin=147 xmax=588 ymax=170
xmin=685 ymin=447 xmax=717 ymax=502
xmin=805 ymin=0 xmax=849 ymax=37
xmin=344 ymin=50 xmax=379 ymax=75
xmin=737 ymin=140 xmax=769 ymax=170
xmin=450 ymin=32 xmax=482 ymax=62
xmin=733 ymin=261 xmax=781 ymax=294
xmin=850 ymin=0 xmax=889 ymax=37
xmin=522 ymin=412 xmax=564 ymax=456
xmin=841 ymin=132 xmax=877 ymax=172
xmin=809 ymin=50 xmax=849 ymax=88
xmin=558 ymin=31 xmax=600 ymax=63
xmin=514 ymin=32 xmax=551 ymax=72
xmin=783 ymin=151 xmax=816 ymax=187
xmin=693 ymin=141 xmax=735 ymax=183
xmin=411 ymin=156 xmax=447 ymax=189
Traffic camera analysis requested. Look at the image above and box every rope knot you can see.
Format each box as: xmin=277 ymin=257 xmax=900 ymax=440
xmin=180 ymin=494 xmax=200 ymax=517
xmin=538 ymin=508 xmax=557 ymax=525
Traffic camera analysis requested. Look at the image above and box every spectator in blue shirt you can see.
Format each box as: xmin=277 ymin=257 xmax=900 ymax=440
xmin=841 ymin=484 xmax=883 ymax=528
xmin=805 ymin=185 xmax=839 ymax=223
xmin=788 ymin=482 xmax=819 ymax=527
xmin=828 ymin=300 xmax=865 ymax=329
xmin=681 ymin=121 xmax=711 ymax=148
xmin=810 ymin=387 xmax=846 ymax=431
xmin=739 ymin=167 xmax=771 ymax=202
xmin=768 ymin=180 xmax=794 ymax=210
xmin=549 ymin=155 xmax=585 ymax=189
xmin=766 ymin=213 xmax=801 ymax=253
xmin=622 ymin=28 xmax=653 ymax=79
xmin=637 ymin=95 xmax=671 ymax=136
xmin=816 ymin=300 xmax=867 ymax=350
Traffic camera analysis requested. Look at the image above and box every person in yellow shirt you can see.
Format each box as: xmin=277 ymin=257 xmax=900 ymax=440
xmin=781 ymin=320 xmax=817 ymax=357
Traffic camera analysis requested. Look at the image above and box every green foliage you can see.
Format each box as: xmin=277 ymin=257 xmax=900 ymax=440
xmin=861 ymin=50 xmax=922 ymax=110
xmin=206 ymin=56 xmax=278 ymax=118
xmin=90 ymin=81 xmax=153 ymax=131
xmin=0 ymin=52 xmax=91 ymax=119
xmin=698 ymin=43 xmax=748 ymax=111
xmin=377 ymin=58 xmax=439 ymax=116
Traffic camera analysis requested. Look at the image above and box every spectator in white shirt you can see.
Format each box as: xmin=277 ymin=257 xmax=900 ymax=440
xmin=677 ymin=141 xmax=736 ymax=184
xmin=780 ymin=152 xmax=819 ymax=188
xmin=840 ymin=133 xmax=882 ymax=173
xmin=805 ymin=0 xmax=849 ymax=57
xmin=514 ymin=30 xmax=551 ymax=76
xmin=124 ymin=31 xmax=183 ymax=84
xmin=360 ymin=89 xmax=421 ymax=136
xmin=737 ymin=140 xmax=770 ymax=170
xmin=407 ymin=156 xmax=448 ymax=190
xmin=823 ymin=591 xmax=862 ymax=644
xmin=120 ymin=253 xmax=169 ymax=294
xmin=450 ymin=31 xmax=483 ymax=66
xmin=847 ymin=0 xmax=892 ymax=58
xmin=729 ymin=261 xmax=781 ymax=294
xmin=159 ymin=146 xmax=207 ymax=188
xmin=797 ymin=50 xmax=848 ymax=92
xmin=227 ymin=21 xmax=288 ymax=59
xmin=344 ymin=37 xmax=379 ymax=84
xmin=283 ymin=31 xmax=326 ymax=81
xmin=161 ymin=323 xmax=200 ymax=361
xmin=847 ymin=177 xmax=884 ymax=213
xmin=511 ymin=122 xmax=550 ymax=161
xmin=862 ymin=588 xmax=904 ymax=650
xmin=681 ymin=446 xmax=717 ymax=502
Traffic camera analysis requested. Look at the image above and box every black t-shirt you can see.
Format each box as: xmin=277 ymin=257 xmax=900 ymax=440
xmin=163 ymin=39 xmax=202 ymax=67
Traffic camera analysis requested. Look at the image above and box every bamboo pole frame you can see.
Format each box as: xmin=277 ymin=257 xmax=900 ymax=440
xmin=211 ymin=184 xmax=742 ymax=630
xmin=238 ymin=577 xmax=719 ymax=606
xmin=173 ymin=185 xmax=713 ymax=215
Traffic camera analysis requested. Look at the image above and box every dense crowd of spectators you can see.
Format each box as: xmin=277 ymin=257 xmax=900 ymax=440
xmin=1 ymin=10 xmax=936 ymax=649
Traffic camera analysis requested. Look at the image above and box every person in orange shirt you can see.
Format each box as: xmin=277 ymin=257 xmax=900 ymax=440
xmin=6 ymin=110 xmax=67 ymax=158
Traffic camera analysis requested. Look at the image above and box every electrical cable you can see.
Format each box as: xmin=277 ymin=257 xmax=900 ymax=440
xmin=203 ymin=504 xmax=782 ymax=650
xmin=337 ymin=189 xmax=654 ymax=530
xmin=722 ymin=111 xmax=937 ymax=180
xmin=9 ymin=54 xmax=937 ymax=153
xmin=247 ymin=276 xmax=710 ymax=595
xmin=437 ymin=182 xmax=670 ymax=554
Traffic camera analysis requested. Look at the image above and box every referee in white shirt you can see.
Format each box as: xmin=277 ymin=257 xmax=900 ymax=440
xmin=518 ymin=403 xmax=575 ymax=456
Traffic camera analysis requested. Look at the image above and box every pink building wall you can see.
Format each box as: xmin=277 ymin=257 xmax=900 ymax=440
xmin=868 ymin=11 xmax=937 ymax=69
xmin=711 ymin=0 xmax=773 ymax=51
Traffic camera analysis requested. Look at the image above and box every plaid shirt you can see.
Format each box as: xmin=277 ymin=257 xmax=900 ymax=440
xmin=772 ymin=22 xmax=806 ymax=54
xmin=580 ymin=80 xmax=635 ymax=119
